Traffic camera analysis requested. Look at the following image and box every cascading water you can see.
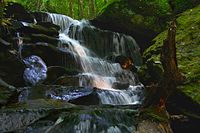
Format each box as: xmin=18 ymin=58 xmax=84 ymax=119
xmin=44 ymin=13 xmax=144 ymax=105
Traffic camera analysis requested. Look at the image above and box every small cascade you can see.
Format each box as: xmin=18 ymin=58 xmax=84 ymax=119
xmin=47 ymin=13 xmax=79 ymax=32
xmin=44 ymin=13 xmax=144 ymax=105
xmin=68 ymin=20 xmax=143 ymax=66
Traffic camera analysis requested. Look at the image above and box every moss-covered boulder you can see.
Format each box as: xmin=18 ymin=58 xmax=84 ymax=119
xmin=143 ymin=5 xmax=200 ymax=103
xmin=91 ymin=0 xmax=172 ymax=51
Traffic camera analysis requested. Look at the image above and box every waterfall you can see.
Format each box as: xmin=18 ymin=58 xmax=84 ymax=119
xmin=42 ymin=13 xmax=144 ymax=105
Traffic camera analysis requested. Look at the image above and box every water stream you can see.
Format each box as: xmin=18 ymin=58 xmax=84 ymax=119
xmin=43 ymin=13 xmax=144 ymax=105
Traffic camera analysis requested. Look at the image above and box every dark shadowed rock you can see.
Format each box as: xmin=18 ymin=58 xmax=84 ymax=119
xmin=44 ymin=66 xmax=80 ymax=84
xmin=4 ymin=2 xmax=34 ymax=23
xmin=0 ymin=50 xmax=25 ymax=87
xmin=31 ymin=12 xmax=50 ymax=22
xmin=54 ymin=76 xmax=80 ymax=86
xmin=18 ymin=23 xmax=59 ymax=37
xmin=30 ymin=34 xmax=59 ymax=44
xmin=21 ymin=43 xmax=80 ymax=70
xmin=0 ymin=86 xmax=16 ymax=106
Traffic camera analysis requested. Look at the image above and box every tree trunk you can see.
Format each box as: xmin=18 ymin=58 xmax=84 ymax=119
xmin=35 ymin=0 xmax=41 ymax=11
xmin=69 ymin=0 xmax=74 ymax=18
xmin=88 ymin=0 xmax=91 ymax=17
xmin=90 ymin=0 xmax=96 ymax=18
xmin=144 ymin=19 xmax=185 ymax=109
xmin=78 ymin=0 xmax=84 ymax=18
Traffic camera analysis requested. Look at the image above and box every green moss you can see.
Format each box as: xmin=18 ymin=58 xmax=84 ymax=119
xmin=140 ymin=106 xmax=169 ymax=122
xmin=5 ymin=99 xmax=75 ymax=110
xmin=144 ymin=5 xmax=200 ymax=103
xmin=182 ymin=82 xmax=200 ymax=103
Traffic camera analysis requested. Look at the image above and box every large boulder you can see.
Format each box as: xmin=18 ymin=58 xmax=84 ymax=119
xmin=91 ymin=0 xmax=172 ymax=52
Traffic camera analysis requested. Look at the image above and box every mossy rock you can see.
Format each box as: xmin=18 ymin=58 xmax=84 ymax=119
xmin=92 ymin=0 xmax=172 ymax=52
xmin=143 ymin=5 xmax=200 ymax=103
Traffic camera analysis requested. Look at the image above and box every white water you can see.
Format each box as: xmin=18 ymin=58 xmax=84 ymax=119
xmin=47 ymin=13 xmax=144 ymax=105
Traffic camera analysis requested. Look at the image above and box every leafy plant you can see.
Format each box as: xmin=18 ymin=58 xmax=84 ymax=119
xmin=0 ymin=0 xmax=11 ymax=26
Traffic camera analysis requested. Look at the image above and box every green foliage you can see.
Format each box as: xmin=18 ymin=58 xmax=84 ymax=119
xmin=9 ymin=0 xmax=115 ymax=19
xmin=170 ymin=0 xmax=200 ymax=13
xmin=0 ymin=1 xmax=3 ymax=19
xmin=0 ymin=0 xmax=11 ymax=26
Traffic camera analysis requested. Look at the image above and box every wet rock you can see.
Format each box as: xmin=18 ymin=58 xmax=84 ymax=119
xmin=36 ymin=22 xmax=60 ymax=32
xmin=42 ymin=106 xmax=138 ymax=133
xmin=21 ymin=43 xmax=79 ymax=70
xmin=45 ymin=66 xmax=67 ymax=84
xmin=0 ymin=86 xmax=15 ymax=106
xmin=18 ymin=85 xmax=94 ymax=103
xmin=18 ymin=23 xmax=59 ymax=37
xmin=0 ymin=78 xmax=15 ymax=90
xmin=0 ymin=38 xmax=11 ymax=48
xmin=31 ymin=12 xmax=50 ymax=23
xmin=54 ymin=76 xmax=80 ymax=86
xmin=45 ymin=66 xmax=80 ymax=84
xmin=46 ymin=86 xmax=94 ymax=102
xmin=23 ymin=55 xmax=47 ymax=86
xmin=0 ymin=99 xmax=75 ymax=132
xmin=30 ymin=33 xmax=59 ymax=44
xmin=112 ymin=82 xmax=129 ymax=90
